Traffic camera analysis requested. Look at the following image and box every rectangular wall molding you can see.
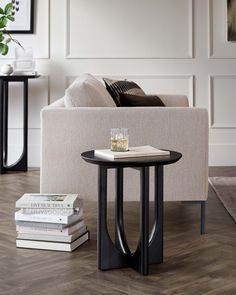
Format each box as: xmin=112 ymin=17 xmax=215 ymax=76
xmin=65 ymin=0 xmax=193 ymax=59
xmin=209 ymin=75 xmax=236 ymax=129
xmin=209 ymin=144 xmax=236 ymax=166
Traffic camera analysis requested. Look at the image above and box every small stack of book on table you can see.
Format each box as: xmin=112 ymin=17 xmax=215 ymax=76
xmin=15 ymin=194 xmax=89 ymax=252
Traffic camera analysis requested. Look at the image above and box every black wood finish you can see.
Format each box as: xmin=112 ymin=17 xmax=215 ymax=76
xmin=0 ymin=75 xmax=40 ymax=174
xmin=181 ymin=201 xmax=207 ymax=234
xmin=0 ymin=75 xmax=40 ymax=81
xmin=3 ymin=81 xmax=8 ymax=166
xmin=201 ymin=201 xmax=206 ymax=235
xmin=98 ymin=166 xmax=129 ymax=270
xmin=0 ymin=80 xmax=3 ymax=173
xmin=149 ymin=166 xmax=164 ymax=265
xmin=135 ymin=167 xmax=150 ymax=275
xmin=115 ymin=168 xmax=130 ymax=255
xmin=82 ymin=150 xmax=182 ymax=275
xmin=81 ymin=150 xmax=182 ymax=168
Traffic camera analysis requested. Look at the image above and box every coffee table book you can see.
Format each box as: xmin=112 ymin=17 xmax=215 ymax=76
xmin=16 ymin=231 xmax=90 ymax=252
xmin=16 ymin=220 xmax=85 ymax=235
xmin=16 ymin=194 xmax=82 ymax=209
xmin=94 ymin=145 xmax=170 ymax=160
xmin=17 ymin=225 xmax=87 ymax=243
xmin=15 ymin=209 xmax=83 ymax=224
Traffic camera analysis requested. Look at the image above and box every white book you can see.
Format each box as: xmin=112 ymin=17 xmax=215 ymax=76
xmin=13 ymin=71 xmax=38 ymax=76
xmin=21 ymin=207 xmax=80 ymax=215
xmin=16 ymin=220 xmax=69 ymax=230
xmin=17 ymin=226 xmax=87 ymax=243
xmin=95 ymin=145 xmax=170 ymax=160
xmin=15 ymin=209 xmax=83 ymax=225
xmin=16 ymin=194 xmax=81 ymax=209
xmin=16 ymin=220 xmax=85 ymax=235
xmin=16 ymin=231 xmax=90 ymax=252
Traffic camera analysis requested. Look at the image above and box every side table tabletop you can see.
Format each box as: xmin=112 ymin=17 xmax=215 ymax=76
xmin=81 ymin=150 xmax=182 ymax=275
xmin=0 ymin=74 xmax=40 ymax=174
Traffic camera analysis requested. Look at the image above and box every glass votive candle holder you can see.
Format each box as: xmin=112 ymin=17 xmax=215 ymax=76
xmin=111 ymin=128 xmax=129 ymax=152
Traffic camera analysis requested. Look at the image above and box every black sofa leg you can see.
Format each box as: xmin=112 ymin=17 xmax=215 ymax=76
xmin=200 ymin=201 xmax=206 ymax=235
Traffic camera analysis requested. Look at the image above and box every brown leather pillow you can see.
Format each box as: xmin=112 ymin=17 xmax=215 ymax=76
xmin=119 ymin=93 xmax=165 ymax=107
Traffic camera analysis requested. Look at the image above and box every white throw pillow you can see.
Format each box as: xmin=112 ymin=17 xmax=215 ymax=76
xmin=64 ymin=73 xmax=116 ymax=107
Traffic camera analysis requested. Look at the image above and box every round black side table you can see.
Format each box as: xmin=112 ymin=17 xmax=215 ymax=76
xmin=81 ymin=150 xmax=182 ymax=275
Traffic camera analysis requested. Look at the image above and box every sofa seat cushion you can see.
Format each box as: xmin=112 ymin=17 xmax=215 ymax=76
xmin=103 ymin=77 xmax=145 ymax=106
xmin=119 ymin=93 xmax=165 ymax=107
xmin=64 ymin=74 xmax=116 ymax=108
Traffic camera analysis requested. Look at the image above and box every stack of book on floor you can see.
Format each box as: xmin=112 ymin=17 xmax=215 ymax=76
xmin=15 ymin=194 xmax=89 ymax=252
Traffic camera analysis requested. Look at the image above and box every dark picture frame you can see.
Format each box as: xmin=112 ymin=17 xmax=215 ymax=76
xmin=227 ymin=0 xmax=236 ymax=41
xmin=4 ymin=0 xmax=34 ymax=34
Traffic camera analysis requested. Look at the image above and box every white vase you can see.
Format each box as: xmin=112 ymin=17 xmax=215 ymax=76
xmin=1 ymin=64 xmax=13 ymax=75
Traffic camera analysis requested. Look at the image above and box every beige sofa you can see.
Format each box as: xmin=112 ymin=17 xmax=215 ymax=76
xmin=40 ymin=95 xmax=208 ymax=203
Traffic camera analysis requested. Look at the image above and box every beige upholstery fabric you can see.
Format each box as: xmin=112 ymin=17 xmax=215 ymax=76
xmin=41 ymin=100 xmax=208 ymax=202
xmin=53 ymin=94 xmax=188 ymax=109
xmin=64 ymin=73 xmax=116 ymax=108
xmin=158 ymin=95 xmax=189 ymax=107
xmin=47 ymin=98 xmax=65 ymax=108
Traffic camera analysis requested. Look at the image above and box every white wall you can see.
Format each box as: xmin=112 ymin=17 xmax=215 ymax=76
xmin=1 ymin=0 xmax=236 ymax=167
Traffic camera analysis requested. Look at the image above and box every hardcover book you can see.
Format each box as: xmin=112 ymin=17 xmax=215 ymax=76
xmin=16 ymin=231 xmax=90 ymax=252
xmin=15 ymin=209 xmax=83 ymax=225
xmin=16 ymin=220 xmax=85 ymax=235
xmin=17 ymin=225 xmax=87 ymax=243
xmin=13 ymin=71 xmax=38 ymax=76
xmin=21 ymin=207 xmax=80 ymax=215
xmin=16 ymin=194 xmax=81 ymax=209
xmin=95 ymin=145 xmax=170 ymax=160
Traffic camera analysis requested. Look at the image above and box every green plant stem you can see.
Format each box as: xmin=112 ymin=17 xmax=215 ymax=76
xmin=3 ymin=30 xmax=24 ymax=49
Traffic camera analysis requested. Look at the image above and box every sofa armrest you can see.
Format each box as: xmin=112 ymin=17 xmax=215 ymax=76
xmin=41 ymin=107 xmax=208 ymax=202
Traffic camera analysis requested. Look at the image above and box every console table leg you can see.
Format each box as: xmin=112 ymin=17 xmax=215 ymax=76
xmin=0 ymin=80 xmax=4 ymax=173
xmin=149 ymin=165 xmax=164 ymax=264
xmin=3 ymin=81 xmax=8 ymax=166
xmin=3 ymin=80 xmax=28 ymax=172
xmin=22 ymin=80 xmax=28 ymax=170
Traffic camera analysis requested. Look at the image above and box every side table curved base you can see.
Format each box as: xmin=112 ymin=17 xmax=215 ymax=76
xmin=98 ymin=165 xmax=164 ymax=275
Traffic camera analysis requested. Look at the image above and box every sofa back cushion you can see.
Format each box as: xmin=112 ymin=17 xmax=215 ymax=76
xmin=64 ymin=74 xmax=116 ymax=107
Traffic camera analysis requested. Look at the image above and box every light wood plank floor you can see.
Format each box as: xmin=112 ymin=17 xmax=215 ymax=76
xmin=0 ymin=168 xmax=235 ymax=295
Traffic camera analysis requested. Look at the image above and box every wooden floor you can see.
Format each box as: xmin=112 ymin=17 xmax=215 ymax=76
xmin=0 ymin=168 xmax=236 ymax=295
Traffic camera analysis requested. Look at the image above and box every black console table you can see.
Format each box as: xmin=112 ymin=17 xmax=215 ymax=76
xmin=0 ymin=74 xmax=40 ymax=174
xmin=81 ymin=150 xmax=182 ymax=275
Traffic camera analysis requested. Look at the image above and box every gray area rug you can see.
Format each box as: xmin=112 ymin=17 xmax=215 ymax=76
xmin=209 ymin=177 xmax=236 ymax=222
